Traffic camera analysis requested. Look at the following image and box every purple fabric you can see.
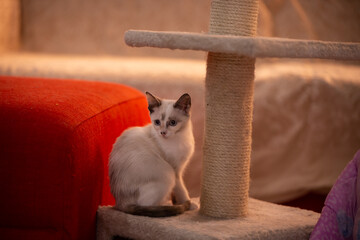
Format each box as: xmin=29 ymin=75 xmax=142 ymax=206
xmin=311 ymin=150 xmax=360 ymax=240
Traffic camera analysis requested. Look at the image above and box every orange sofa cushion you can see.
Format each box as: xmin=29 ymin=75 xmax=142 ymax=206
xmin=0 ymin=76 xmax=150 ymax=240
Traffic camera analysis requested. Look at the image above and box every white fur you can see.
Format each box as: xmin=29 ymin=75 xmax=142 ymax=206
xmin=109 ymin=96 xmax=196 ymax=211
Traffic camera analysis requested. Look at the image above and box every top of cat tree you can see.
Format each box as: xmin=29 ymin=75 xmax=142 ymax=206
xmin=125 ymin=30 xmax=360 ymax=61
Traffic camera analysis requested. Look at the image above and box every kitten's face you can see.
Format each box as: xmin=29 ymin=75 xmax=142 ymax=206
xmin=146 ymin=92 xmax=191 ymax=139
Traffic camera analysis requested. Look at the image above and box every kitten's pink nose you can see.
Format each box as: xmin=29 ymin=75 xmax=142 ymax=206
xmin=161 ymin=131 xmax=167 ymax=136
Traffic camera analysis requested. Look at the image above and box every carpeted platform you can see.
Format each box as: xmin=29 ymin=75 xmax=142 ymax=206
xmin=97 ymin=198 xmax=320 ymax=240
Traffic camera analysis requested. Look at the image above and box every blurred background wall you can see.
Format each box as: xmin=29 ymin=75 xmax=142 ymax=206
xmin=1 ymin=0 xmax=359 ymax=58
xmin=0 ymin=0 xmax=20 ymax=52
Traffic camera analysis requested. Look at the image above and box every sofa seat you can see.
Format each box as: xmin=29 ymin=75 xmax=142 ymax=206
xmin=0 ymin=76 xmax=150 ymax=240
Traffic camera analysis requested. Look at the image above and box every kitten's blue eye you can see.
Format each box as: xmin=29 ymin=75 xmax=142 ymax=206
xmin=154 ymin=120 xmax=161 ymax=126
xmin=169 ymin=120 xmax=177 ymax=126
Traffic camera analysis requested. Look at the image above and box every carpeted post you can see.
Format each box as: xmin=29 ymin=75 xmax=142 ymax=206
xmin=200 ymin=0 xmax=259 ymax=218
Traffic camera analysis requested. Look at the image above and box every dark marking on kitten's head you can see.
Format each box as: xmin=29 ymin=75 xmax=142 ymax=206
xmin=146 ymin=92 xmax=161 ymax=114
xmin=174 ymin=93 xmax=191 ymax=116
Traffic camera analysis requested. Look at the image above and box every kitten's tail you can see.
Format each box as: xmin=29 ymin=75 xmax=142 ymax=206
xmin=124 ymin=201 xmax=191 ymax=218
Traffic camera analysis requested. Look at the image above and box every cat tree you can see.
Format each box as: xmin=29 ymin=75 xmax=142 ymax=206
xmin=97 ymin=0 xmax=360 ymax=239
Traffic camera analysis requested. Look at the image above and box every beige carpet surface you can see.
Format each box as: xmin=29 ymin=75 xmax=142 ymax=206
xmin=97 ymin=198 xmax=320 ymax=240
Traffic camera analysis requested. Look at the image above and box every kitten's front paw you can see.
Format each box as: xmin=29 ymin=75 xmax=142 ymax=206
xmin=189 ymin=201 xmax=199 ymax=211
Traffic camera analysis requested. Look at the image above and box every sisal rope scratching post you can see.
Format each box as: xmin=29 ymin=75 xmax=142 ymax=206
xmin=200 ymin=0 xmax=259 ymax=218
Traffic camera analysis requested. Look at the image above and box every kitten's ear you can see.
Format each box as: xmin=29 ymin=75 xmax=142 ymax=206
xmin=174 ymin=93 xmax=191 ymax=115
xmin=146 ymin=92 xmax=161 ymax=114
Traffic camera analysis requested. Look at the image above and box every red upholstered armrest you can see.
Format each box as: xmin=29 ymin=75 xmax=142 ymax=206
xmin=0 ymin=76 xmax=150 ymax=240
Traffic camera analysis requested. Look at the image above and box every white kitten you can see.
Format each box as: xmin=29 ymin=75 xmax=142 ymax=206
xmin=109 ymin=92 xmax=197 ymax=217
